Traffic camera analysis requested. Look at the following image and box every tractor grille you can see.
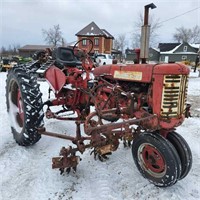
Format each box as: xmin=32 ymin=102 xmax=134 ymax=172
xmin=161 ymin=75 xmax=188 ymax=118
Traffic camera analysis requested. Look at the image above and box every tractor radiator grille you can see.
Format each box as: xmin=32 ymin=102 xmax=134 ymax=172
xmin=161 ymin=75 xmax=188 ymax=118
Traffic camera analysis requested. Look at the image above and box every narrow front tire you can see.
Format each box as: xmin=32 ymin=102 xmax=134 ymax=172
xmin=132 ymin=132 xmax=182 ymax=187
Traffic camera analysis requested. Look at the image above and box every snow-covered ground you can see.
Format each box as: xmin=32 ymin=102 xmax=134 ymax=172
xmin=0 ymin=70 xmax=200 ymax=200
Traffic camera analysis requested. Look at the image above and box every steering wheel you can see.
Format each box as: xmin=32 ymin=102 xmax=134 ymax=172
xmin=72 ymin=38 xmax=93 ymax=59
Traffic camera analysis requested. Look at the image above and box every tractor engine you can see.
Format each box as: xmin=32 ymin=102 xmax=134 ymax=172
xmin=93 ymin=62 xmax=190 ymax=130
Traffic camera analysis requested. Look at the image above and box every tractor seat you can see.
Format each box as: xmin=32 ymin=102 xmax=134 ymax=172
xmin=55 ymin=47 xmax=82 ymax=67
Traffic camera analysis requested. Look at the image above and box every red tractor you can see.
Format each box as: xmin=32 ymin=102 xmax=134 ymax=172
xmin=6 ymin=39 xmax=192 ymax=187
xmin=5 ymin=5 xmax=192 ymax=187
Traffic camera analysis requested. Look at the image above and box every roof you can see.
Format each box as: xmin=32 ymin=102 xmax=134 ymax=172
xmin=159 ymin=42 xmax=199 ymax=54
xmin=101 ymin=29 xmax=114 ymax=39
xmin=150 ymin=47 xmax=160 ymax=52
xmin=111 ymin=48 xmax=122 ymax=54
xmin=66 ymin=41 xmax=77 ymax=47
xmin=158 ymin=43 xmax=181 ymax=52
xmin=160 ymin=43 xmax=182 ymax=54
xmin=190 ymin=43 xmax=200 ymax=50
xmin=18 ymin=45 xmax=53 ymax=51
xmin=125 ymin=48 xmax=136 ymax=54
xmin=161 ymin=51 xmax=197 ymax=55
xmin=76 ymin=21 xmax=114 ymax=39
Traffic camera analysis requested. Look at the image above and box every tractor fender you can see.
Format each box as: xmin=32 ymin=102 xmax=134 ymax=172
xmin=45 ymin=65 xmax=66 ymax=93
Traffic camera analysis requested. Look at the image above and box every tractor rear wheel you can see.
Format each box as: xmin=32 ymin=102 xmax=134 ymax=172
xmin=167 ymin=131 xmax=192 ymax=180
xmin=6 ymin=66 xmax=44 ymax=146
xmin=132 ymin=132 xmax=182 ymax=187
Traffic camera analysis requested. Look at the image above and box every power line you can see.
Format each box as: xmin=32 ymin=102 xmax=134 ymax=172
xmin=116 ymin=6 xmax=200 ymax=39
xmin=158 ymin=7 xmax=200 ymax=25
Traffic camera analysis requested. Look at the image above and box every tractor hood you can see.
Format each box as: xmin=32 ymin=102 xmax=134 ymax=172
xmin=93 ymin=63 xmax=190 ymax=83
xmin=153 ymin=63 xmax=190 ymax=75
xmin=93 ymin=64 xmax=154 ymax=83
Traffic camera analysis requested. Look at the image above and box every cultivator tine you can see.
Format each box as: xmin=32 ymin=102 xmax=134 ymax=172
xmin=52 ymin=146 xmax=81 ymax=174
xmin=122 ymin=128 xmax=134 ymax=148
xmin=59 ymin=166 xmax=77 ymax=175
xmin=98 ymin=152 xmax=112 ymax=162
xmin=91 ymin=149 xmax=111 ymax=162
xmin=123 ymin=140 xmax=132 ymax=148
xmin=66 ymin=167 xmax=71 ymax=174
xmin=90 ymin=144 xmax=115 ymax=161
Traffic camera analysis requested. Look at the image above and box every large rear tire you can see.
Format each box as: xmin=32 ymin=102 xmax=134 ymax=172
xmin=167 ymin=131 xmax=192 ymax=180
xmin=6 ymin=66 xmax=44 ymax=146
xmin=132 ymin=132 xmax=182 ymax=187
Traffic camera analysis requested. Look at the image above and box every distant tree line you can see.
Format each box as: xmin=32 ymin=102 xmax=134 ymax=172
xmin=0 ymin=44 xmax=21 ymax=57
xmin=1 ymin=21 xmax=199 ymax=58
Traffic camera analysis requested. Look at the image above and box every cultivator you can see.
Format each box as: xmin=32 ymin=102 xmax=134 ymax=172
xmin=38 ymin=94 xmax=159 ymax=173
xmin=6 ymin=3 xmax=192 ymax=187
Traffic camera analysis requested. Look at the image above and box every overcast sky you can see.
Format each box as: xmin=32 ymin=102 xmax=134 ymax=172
xmin=0 ymin=0 xmax=200 ymax=48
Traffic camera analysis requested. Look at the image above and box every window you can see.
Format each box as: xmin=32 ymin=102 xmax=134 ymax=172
xmin=82 ymin=39 xmax=87 ymax=46
xmin=183 ymin=46 xmax=187 ymax=52
xmin=96 ymin=55 xmax=106 ymax=59
xmin=94 ymin=50 xmax=99 ymax=54
xmin=182 ymin=55 xmax=187 ymax=60
xmin=149 ymin=53 xmax=153 ymax=58
xmin=94 ymin=38 xmax=99 ymax=46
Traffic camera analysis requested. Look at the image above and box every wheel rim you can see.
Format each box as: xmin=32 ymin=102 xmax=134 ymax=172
xmin=17 ymin=89 xmax=24 ymax=125
xmin=138 ymin=143 xmax=166 ymax=178
xmin=8 ymin=80 xmax=24 ymax=133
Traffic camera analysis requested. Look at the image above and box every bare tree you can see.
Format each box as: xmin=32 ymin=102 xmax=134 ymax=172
xmin=12 ymin=44 xmax=21 ymax=55
xmin=191 ymin=26 xmax=200 ymax=43
xmin=42 ymin=24 xmax=64 ymax=47
xmin=113 ymin=39 xmax=120 ymax=50
xmin=131 ymin=12 xmax=161 ymax=48
xmin=173 ymin=25 xmax=200 ymax=43
xmin=0 ymin=46 xmax=6 ymax=56
xmin=61 ymin=38 xmax=67 ymax=47
xmin=114 ymin=33 xmax=127 ymax=55
xmin=131 ymin=33 xmax=141 ymax=49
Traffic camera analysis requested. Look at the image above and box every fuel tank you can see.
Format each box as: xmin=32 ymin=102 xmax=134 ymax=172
xmin=93 ymin=64 xmax=154 ymax=83
xmin=93 ymin=63 xmax=190 ymax=83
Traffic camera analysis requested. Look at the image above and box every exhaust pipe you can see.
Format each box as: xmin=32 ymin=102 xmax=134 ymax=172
xmin=140 ymin=3 xmax=156 ymax=63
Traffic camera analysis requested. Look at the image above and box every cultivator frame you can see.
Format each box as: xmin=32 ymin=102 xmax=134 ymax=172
xmin=38 ymin=107 xmax=158 ymax=173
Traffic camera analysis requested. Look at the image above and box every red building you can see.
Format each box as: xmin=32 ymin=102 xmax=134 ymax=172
xmin=75 ymin=22 xmax=114 ymax=54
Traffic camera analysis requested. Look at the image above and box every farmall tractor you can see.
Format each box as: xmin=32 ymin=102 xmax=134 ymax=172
xmin=6 ymin=4 xmax=192 ymax=187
